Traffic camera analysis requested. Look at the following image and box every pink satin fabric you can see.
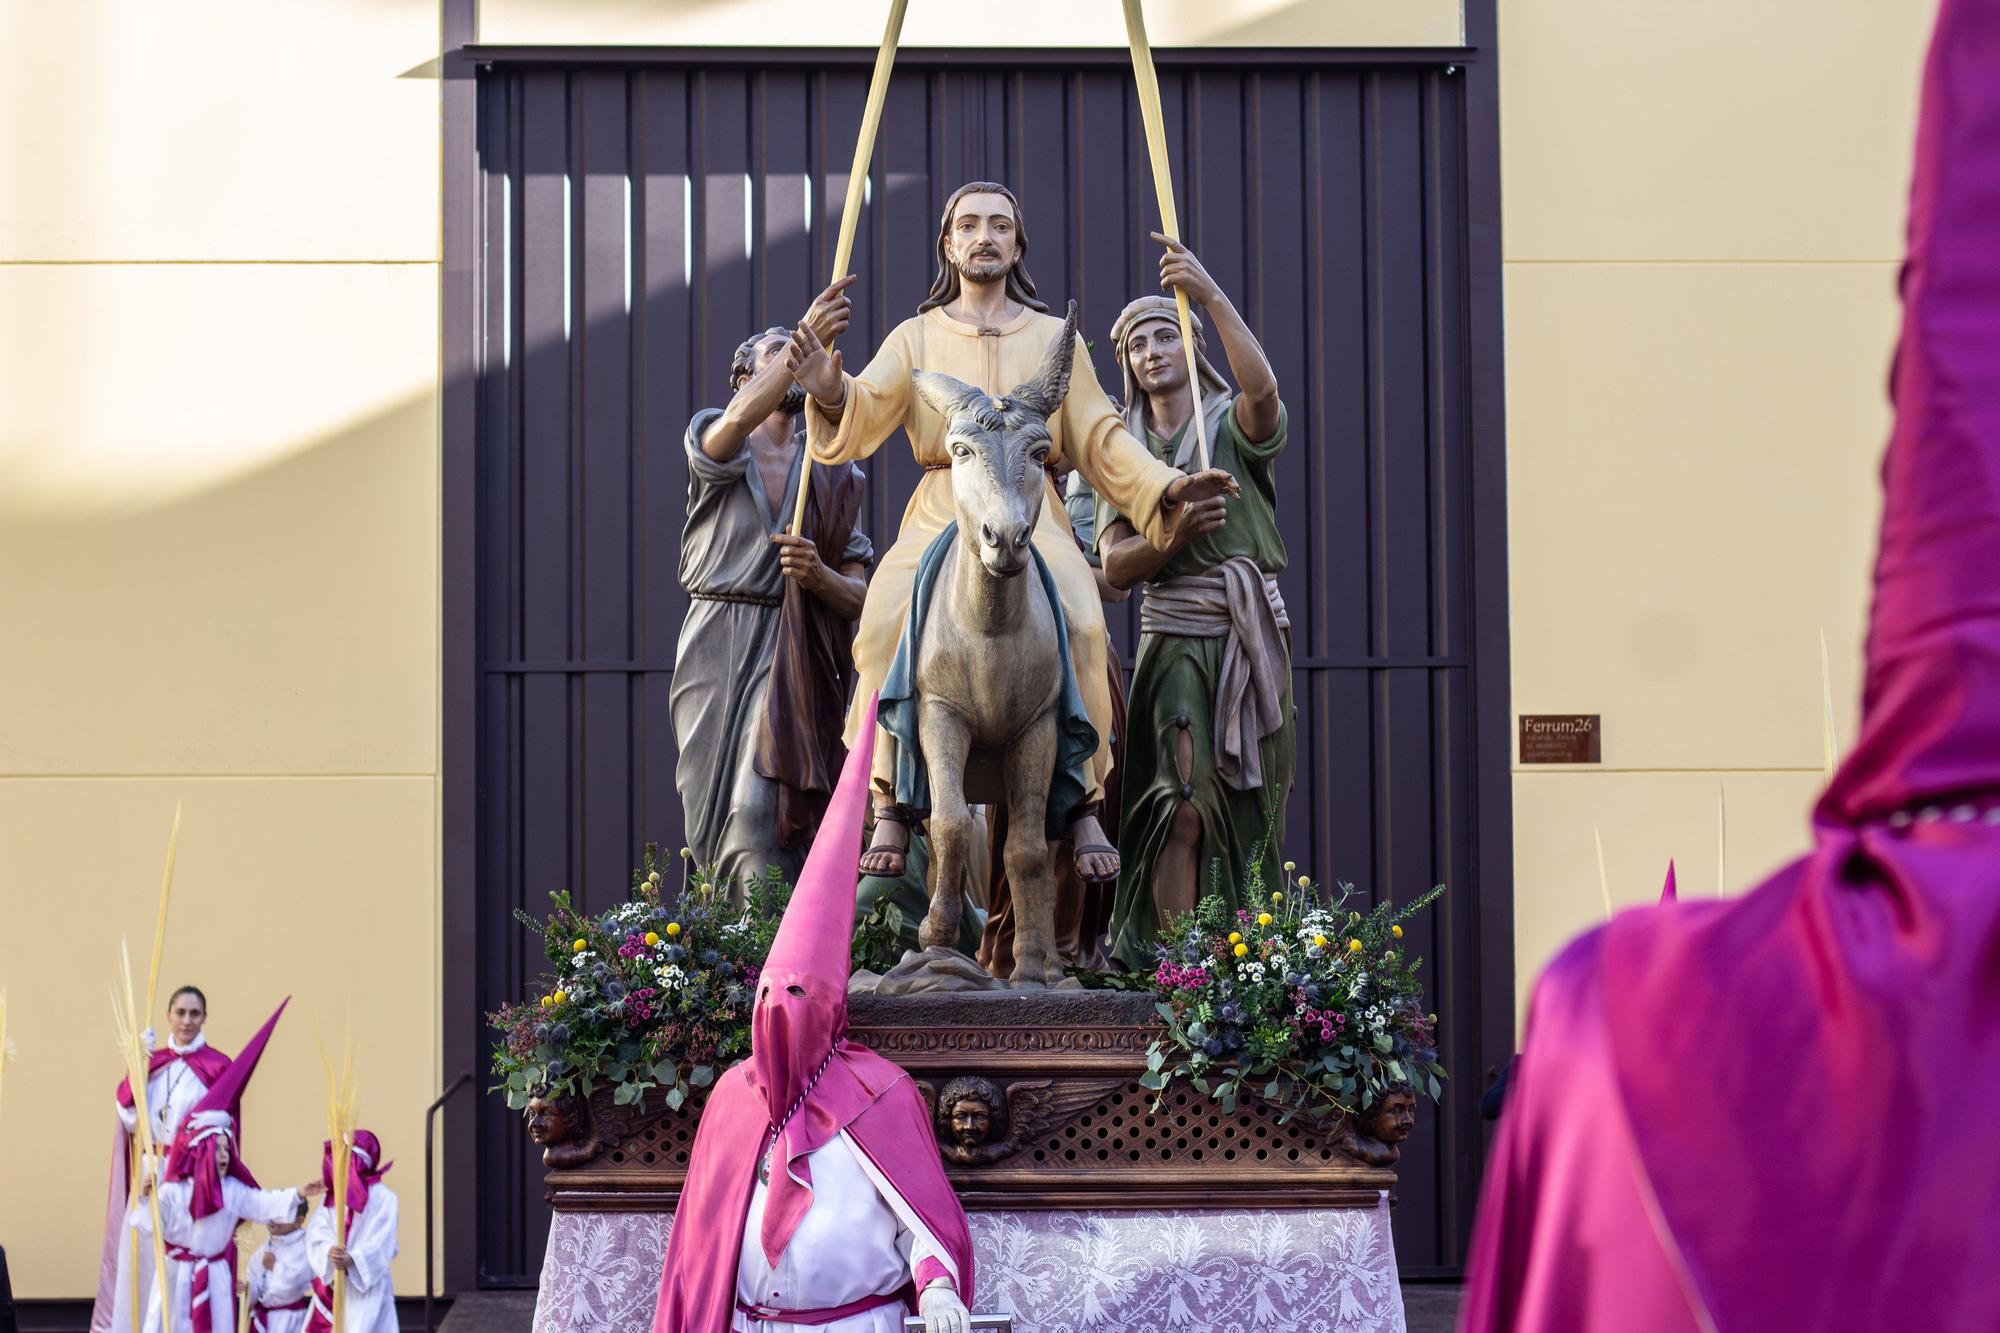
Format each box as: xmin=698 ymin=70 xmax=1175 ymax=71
xmin=652 ymin=696 xmax=974 ymax=1333
xmin=1461 ymin=3 xmax=2000 ymax=1328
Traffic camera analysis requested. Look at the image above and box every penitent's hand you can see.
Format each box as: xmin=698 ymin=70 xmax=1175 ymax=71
xmin=786 ymin=324 xmax=846 ymax=407
xmin=918 ymin=1282 xmax=968 ymax=1333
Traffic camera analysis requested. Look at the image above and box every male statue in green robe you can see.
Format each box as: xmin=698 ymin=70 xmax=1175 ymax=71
xmin=1096 ymin=235 xmax=1294 ymax=970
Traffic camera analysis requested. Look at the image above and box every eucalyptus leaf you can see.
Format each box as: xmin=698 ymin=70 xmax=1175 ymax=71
xmin=690 ymin=1065 xmax=716 ymax=1088
xmin=665 ymin=1085 xmax=687 ymax=1112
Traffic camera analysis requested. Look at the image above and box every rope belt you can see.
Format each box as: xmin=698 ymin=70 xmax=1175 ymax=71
xmin=687 ymin=589 xmax=783 ymax=608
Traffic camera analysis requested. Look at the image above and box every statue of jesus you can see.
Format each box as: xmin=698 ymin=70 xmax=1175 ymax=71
xmin=785 ymin=181 xmax=1238 ymax=892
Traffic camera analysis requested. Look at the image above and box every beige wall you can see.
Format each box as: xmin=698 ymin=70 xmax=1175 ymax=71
xmin=477 ymin=0 xmax=1463 ymax=48
xmin=0 ymin=0 xmax=443 ymax=1298
xmin=1499 ymin=0 xmax=1934 ymax=1017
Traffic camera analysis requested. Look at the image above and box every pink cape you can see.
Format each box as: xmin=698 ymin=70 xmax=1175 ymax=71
xmin=652 ymin=695 xmax=975 ymax=1333
xmin=91 ymin=1041 xmax=232 ymax=1333
xmin=1461 ymin=2 xmax=2000 ymax=1329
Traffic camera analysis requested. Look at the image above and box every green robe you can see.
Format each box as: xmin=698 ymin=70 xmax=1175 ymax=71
xmin=1099 ymin=398 xmax=1294 ymax=970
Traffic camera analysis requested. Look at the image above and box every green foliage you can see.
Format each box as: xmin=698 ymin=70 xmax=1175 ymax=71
xmin=1141 ymin=840 xmax=1448 ymax=1124
xmin=488 ymin=847 xmax=792 ymax=1116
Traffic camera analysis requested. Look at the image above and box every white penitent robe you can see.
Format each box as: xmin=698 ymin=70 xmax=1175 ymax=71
xmin=107 ymin=1038 xmax=220 ymax=1333
xmin=305 ymin=1186 xmax=400 ymax=1333
xmin=732 ymin=1129 xmax=957 ymax=1333
xmin=136 ymin=1179 xmax=302 ymax=1333
xmin=246 ymin=1230 xmax=314 ymax=1333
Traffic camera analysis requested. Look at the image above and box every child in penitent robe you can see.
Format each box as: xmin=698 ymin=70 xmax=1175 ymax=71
xmin=303 ymin=1129 xmax=399 ymax=1333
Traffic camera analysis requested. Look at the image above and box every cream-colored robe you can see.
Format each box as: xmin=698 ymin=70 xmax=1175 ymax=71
xmin=807 ymin=304 xmax=1184 ymax=802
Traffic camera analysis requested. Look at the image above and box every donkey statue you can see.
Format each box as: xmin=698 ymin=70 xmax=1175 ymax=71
xmin=891 ymin=302 xmax=1087 ymax=988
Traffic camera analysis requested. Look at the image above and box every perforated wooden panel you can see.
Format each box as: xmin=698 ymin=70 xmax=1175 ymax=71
xmin=1018 ymin=1081 xmax=1346 ymax=1171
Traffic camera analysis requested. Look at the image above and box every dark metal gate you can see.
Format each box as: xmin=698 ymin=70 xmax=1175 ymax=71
xmin=455 ymin=46 xmax=1511 ymax=1284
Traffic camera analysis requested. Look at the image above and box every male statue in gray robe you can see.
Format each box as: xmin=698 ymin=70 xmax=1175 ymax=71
xmin=673 ymin=325 xmax=873 ymax=891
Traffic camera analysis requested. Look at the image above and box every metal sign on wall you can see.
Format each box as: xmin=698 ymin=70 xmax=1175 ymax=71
xmin=1519 ymin=714 xmax=1602 ymax=764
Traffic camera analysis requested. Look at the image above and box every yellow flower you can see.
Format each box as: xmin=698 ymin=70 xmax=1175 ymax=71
xmin=1228 ymin=931 xmax=1242 ymax=945
xmin=552 ymin=989 xmax=567 ymax=1005
xmin=1257 ymin=912 xmax=1274 ymax=927
xmin=644 ymin=931 xmax=661 ymax=947
xmin=1283 ymin=861 xmax=1296 ymax=874
xmin=1392 ymin=924 xmax=1404 ymax=939
xmin=666 ymin=921 xmax=682 ymax=937
xmin=572 ymin=938 xmax=588 ymax=953
xmin=1297 ymin=874 xmax=1310 ymax=888
xmin=1233 ymin=942 xmax=1249 ymax=958
xmin=1314 ymin=934 xmax=1329 ymax=949
xmin=647 ymin=870 xmax=662 ymax=886
xmin=538 ymin=995 xmax=551 ymax=1008
xmin=679 ymin=847 xmax=693 ymax=860
xmin=1270 ymin=892 xmax=1284 ymax=904
xmin=1348 ymin=938 xmax=1363 ymax=953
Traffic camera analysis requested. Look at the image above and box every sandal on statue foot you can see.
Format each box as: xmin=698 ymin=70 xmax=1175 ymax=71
xmin=1073 ymin=842 xmax=1121 ymax=885
xmin=860 ymin=806 xmax=910 ymax=878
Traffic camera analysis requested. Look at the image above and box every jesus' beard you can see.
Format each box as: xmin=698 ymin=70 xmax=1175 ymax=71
xmin=778 ymin=384 xmax=806 ymax=417
xmin=951 ymin=252 xmax=1010 ymax=286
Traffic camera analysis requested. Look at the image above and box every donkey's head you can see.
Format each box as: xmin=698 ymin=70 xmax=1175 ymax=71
xmin=912 ymin=301 xmax=1079 ymax=578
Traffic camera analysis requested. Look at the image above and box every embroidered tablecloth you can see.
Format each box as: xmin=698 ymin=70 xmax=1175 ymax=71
xmin=535 ymin=1196 xmax=1406 ymax=1333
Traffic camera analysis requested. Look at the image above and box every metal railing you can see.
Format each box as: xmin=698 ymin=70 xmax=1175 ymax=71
xmin=424 ymin=1072 xmax=475 ymax=1332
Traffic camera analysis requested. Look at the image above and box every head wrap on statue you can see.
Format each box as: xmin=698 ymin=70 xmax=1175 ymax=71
xmin=1460 ymin=1 xmax=2000 ymax=1328
xmin=163 ymin=997 xmax=288 ymax=1220
xmin=652 ymin=695 xmax=975 ymax=1333
xmin=1109 ymin=294 xmax=1232 ymax=462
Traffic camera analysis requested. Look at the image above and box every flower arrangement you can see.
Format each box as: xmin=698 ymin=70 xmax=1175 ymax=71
xmin=1141 ymin=857 xmax=1447 ymax=1125
xmin=489 ymin=846 xmax=792 ymax=1115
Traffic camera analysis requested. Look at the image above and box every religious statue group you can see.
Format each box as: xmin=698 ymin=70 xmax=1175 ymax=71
xmin=671 ymin=178 xmax=1297 ymax=989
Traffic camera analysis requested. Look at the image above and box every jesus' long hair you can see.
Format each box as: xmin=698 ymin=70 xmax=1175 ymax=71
xmin=917 ymin=181 xmax=1050 ymax=315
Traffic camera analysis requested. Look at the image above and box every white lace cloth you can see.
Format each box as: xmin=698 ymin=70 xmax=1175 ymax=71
xmin=535 ymin=1197 xmax=1406 ymax=1333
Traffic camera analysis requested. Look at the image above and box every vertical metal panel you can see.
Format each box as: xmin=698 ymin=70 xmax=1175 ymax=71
xmin=472 ymin=57 xmax=1499 ymax=1282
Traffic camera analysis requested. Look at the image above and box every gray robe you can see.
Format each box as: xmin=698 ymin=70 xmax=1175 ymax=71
xmin=671 ymin=408 xmax=872 ymax=889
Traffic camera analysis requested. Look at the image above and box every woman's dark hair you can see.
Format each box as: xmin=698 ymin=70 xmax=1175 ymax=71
xmin=168 ymin=985 xmax=208 ymax=1012
xmin=918 ymin=181 xmax=1048 ymax=315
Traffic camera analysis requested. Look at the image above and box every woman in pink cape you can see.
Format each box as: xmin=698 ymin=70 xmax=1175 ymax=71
xmin=653 ymin=694 xmax=976 ymax=1333
xmin=1460 ymin=1 xmax=2000 ymax=1328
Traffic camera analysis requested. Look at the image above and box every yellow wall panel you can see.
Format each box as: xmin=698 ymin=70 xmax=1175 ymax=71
xmin=0 ymin=264 xmax=439 ymax=776
xmin=0 ymin=776 xmax=436 ymax=1297
xmin=478 ymin=0 xmax=1463 ymax=49
xmin=1510 ymin=768 xmax=1825 ymax=1019
xmin=0 ymin=0 xmax=439 ymax=262
xmin=1505 ymin=260 xmax=1890 ymax=773
xmin=1500 ymin=0 xmax=1930 ymax=261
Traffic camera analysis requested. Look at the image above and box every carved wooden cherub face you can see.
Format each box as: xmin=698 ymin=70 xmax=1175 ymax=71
xmin=1370 ymin=1089 xmax=1417 ymax=1144
xmin=526 ymin=1093 xmax=569 ymax=1145
xmin=937 ymin=1076 xmax=1004 ymax=1151
xmin=949 ymin=1098 xmax=993 ymax=1148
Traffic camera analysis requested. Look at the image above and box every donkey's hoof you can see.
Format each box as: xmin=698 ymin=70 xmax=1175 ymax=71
xmin=873 ymin=947 xmax=1005 ymax=995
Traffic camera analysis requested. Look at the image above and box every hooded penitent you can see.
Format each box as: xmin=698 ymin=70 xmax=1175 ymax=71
xmin=1460 ymin=2 xmax=2000 ymax=1328
xmin=164 ymin=997 xmax=288 ymax=1218
xmin=94 ymin=1032 xmax=233 ymax=1333
xmin=652 ymin=694 xmax=975 ymax=1333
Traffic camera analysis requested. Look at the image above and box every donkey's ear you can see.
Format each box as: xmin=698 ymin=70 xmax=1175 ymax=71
xmin=1010 ymin=300 xmax=1079 ymax=420
xmin=912 ymin=369 xmax=987 ymax=422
